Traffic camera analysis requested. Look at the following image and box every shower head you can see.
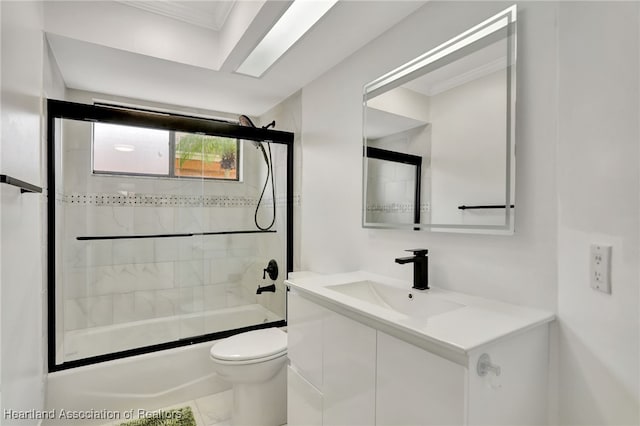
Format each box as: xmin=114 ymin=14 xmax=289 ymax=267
xmin=238 ymin=115 xmax=271 ymax=164
xmin=238 ymin=114 xmax=257 ymax=128
xmin=238 ymin=115 xmax=276 ymax=131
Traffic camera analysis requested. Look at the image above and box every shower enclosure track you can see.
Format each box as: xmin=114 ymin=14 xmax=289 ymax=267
xmin=76 ymin=229 xmax=276 ymax=241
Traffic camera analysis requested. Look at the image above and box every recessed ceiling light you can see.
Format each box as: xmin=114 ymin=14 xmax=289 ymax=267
xmin=236 ymin=0 xmax=339 ymax=78
xmin=114 ymin=144 xmax=135 ymax=152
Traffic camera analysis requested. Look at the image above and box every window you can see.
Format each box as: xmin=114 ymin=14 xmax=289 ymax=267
xmin=93 ymin=123 xmax=170 ymax=175
xmin=93 ymin=122 xmax=239 ymax=180
xmin=175 ymin=132 xmax=238 ymax=180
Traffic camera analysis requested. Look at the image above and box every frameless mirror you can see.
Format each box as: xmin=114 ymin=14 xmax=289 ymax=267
xmin=363 ymin=6 xmax=517 ymax=234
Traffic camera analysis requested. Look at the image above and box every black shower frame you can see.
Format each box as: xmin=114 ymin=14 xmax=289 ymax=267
xmin=46 ymin=99 xmax=294 ymax=372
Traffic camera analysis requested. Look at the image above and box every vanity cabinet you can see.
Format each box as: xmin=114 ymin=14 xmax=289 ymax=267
xmin=288 ymin=288 xmax=550 ymax=426
xmin=288 ymin=289 xmax=376 ymax=425
xmin=376 ymin=331 xmax=465 ymax=425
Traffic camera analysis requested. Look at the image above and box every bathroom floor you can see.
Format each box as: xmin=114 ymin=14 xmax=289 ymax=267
xmin=99 ymin=390 xmax=233 ymax=426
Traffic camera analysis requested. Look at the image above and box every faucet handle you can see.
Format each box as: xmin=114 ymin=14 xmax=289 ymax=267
xmin=263 ymin=259 xmax=279 ymax=281
xmin=405 ymin=249 xmax=428 ymax=256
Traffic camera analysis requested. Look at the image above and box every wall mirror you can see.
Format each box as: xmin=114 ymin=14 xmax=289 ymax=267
xmin=362 ymin=5 xmax=517 ymax=234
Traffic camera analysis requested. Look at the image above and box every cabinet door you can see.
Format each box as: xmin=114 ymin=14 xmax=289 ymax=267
xmin=323 ymin=310 xmax=376 ymax=426
xmin=376 ymin=332 xmax=466 ymax=426
xmin=288 ymin=289 xmax=326 ymax=389
xmin=288 ymin=366 xmax=323 ymax=426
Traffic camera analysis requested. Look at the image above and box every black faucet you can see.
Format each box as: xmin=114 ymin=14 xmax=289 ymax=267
xmin=257 ymin=283 xmax=276 ymax=294
xmin=395 ymin=249 xmax=429 ymax=290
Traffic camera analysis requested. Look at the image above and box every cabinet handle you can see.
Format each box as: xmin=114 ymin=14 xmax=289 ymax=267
xmin=477 ymin=353 xmax=501 ymax=377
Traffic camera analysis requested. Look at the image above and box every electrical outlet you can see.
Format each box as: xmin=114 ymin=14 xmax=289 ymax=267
xmin=590 ymin=244 xmax=612 ymax=294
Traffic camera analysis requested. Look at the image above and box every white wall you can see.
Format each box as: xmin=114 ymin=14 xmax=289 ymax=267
xmin=300 ymin=1 xmax=558 ymax=310
xmin=44 ymin=38 xmax=66 ymax=100
xmin=430 ymin=70 xmax=507 ymax=226
xmin=298 ymin=1 xmax=639 ymax=424
xmin=1 ymin=0 xmax=47 ymax=422
xmin=557 ymin=2 xmax=640 ymax=424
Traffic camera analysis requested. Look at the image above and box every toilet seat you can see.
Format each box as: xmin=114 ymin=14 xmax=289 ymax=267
xmin=210 ymin=328 xmax=287 ymax=364
xmin=210 ymin=350 xmax=287 ymax=365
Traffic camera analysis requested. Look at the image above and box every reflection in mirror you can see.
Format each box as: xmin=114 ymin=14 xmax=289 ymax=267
xmin=363 ymin=5 xmax=517 ymax=234
xmin=365 ymin=146 xmax=422 ymax=226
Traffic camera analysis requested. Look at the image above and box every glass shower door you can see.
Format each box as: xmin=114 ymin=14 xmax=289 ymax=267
xmin=177 ymin=136 xmax=289 ymax=342
xmin=49 ymin=101 xmax=292 ymax=371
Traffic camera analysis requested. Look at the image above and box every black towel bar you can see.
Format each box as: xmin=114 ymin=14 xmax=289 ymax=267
xmin=0 ymin=174 xmax=42 ymax=193
xmin=458 ymin=204 xmax=515 ymax=210
xmin=77 ymin=229 xmax=276 ymax=241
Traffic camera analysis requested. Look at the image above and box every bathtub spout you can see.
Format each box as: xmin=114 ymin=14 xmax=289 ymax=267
xmin=256 ymin=284 xmax=276 ymax=294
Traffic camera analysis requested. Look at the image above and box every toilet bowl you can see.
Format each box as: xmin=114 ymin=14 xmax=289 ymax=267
xmin=210 ymin=328 xmax=288 ymax=426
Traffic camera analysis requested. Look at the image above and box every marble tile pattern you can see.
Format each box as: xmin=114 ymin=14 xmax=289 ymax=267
xmin=62 ymin=205 xmax=276 ymax=332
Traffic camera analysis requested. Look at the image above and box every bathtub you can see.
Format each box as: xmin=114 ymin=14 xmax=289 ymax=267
xmin=63 ymin=303 xmax=281 ymax=361
xmin=47 ymin=304 xmax=283 ymax=426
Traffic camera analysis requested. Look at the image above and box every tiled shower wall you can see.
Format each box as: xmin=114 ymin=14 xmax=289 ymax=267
xmin=58 ymin=117 xmax=291 ymax=337
xmin=63 ymin=209 xmax=266 ymax=331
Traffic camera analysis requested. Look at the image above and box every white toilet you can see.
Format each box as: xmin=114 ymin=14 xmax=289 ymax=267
xmin=210 ymin=328 xmax=288 ymax=426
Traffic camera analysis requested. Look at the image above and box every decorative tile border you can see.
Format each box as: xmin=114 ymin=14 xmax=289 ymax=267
xmin=62 ymin=192 xmax=301 ymax=208
xmin=366 ymin=203 xmax=430 ymax=213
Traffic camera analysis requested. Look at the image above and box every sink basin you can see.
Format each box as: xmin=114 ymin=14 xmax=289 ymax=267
xmin=326 ymin=280 xmax=464 ymax=319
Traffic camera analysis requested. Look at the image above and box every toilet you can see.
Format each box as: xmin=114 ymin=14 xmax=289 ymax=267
xmin=210 ymin=328 xmax=288 ymax=426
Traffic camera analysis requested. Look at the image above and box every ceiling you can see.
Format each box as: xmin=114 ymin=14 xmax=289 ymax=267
xmin=116 ymin=1 xmax=236 ymax=31
xmin=45 ymin=1 xmax=427 ymax=116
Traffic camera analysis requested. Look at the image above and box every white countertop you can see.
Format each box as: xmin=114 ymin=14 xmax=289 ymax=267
xmin=286 ymin=271 xmax=555 ymax=365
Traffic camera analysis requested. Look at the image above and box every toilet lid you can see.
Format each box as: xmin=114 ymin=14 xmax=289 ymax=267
xmin=210 ymin=328 xmax=287 ymax=362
